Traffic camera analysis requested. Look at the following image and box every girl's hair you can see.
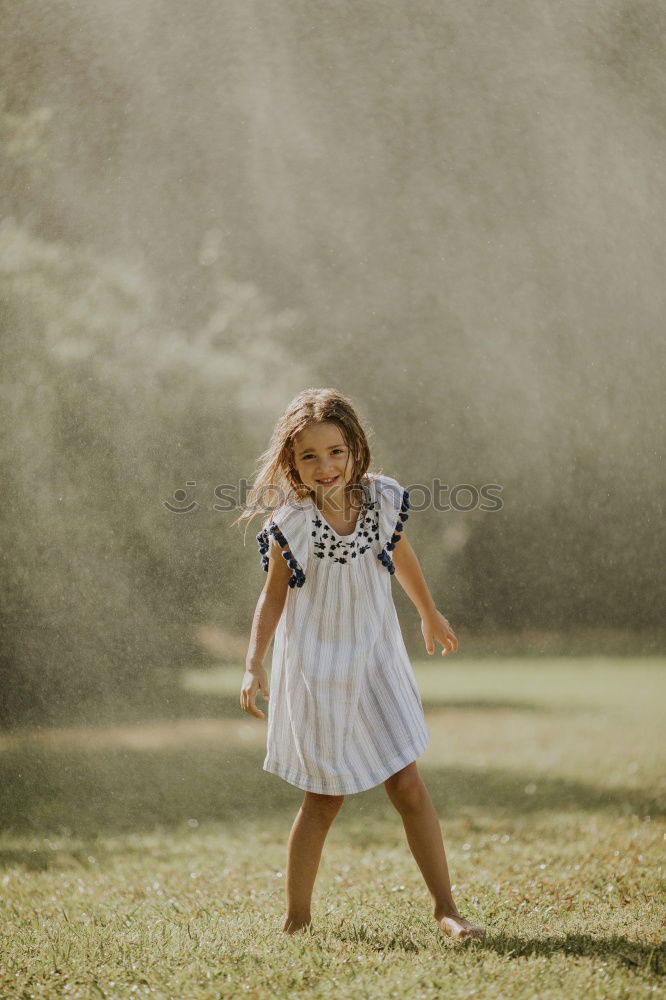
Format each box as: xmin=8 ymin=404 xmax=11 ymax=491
xmin=234 ymin=387 xmax=377 ymax=532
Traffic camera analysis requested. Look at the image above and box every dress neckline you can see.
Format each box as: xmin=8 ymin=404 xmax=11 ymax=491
xmin=308 ymin=497 xmax=361 ymax=538
xmin=307 ymin=476 xmax=376 ymax=539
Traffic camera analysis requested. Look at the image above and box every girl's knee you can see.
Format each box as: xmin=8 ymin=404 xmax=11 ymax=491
xmin=303 ymin=791 xmax=345 ymax=821
xmin=384 ymin=764 xmax=426 ymax=813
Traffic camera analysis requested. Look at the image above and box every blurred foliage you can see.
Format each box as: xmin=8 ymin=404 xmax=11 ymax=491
xmin=0 ymin=110 xmax=310 ymax=722
xmin=1 ymin=2 xmax=665 ymax=722
xmin=0 ymin=90 xmax=53 ymax=226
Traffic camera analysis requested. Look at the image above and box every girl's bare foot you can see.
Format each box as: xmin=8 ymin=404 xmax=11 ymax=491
xmin=282 ymin=915 xmax=312 ymax=935
xmin=434 ymin=910 xmax=485 ymax=941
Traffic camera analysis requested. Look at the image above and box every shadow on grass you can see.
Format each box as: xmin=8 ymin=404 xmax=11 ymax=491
xmin=1 ymin=690 xmax=565 ymax=732
xmin=479 ymin=931 xmax=664 ymax=976
xmin=0 ymin=745 xmax=660 ymax=844
xmin=422 ymin=698 xmax=557 ymax=713
xmin=334 ymin=920 xmax=663 ymax=976
xmin=1 ymin=690 xmax=246 ymax=731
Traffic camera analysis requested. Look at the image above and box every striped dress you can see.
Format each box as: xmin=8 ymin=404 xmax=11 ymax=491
xmin=255 ymin=473 xmax=430 ymax=795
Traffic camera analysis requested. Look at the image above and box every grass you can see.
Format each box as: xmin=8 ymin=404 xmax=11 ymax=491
xmin=0 ymin=656 xmax=664 ymax=999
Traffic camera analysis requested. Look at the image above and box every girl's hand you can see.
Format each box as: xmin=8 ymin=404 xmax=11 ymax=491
xmin=421 ymin=610 xmax=458 ymax=656
xmin=240 ymin=666 xmax=270 ymax=719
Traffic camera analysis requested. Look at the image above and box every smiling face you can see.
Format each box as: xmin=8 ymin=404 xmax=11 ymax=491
xmin=291 ymin=421 xmax=353 ymax=506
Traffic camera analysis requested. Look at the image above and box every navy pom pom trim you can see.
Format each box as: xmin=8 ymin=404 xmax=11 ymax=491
xmin=376 ymin=488 xmax=410 ymax=575
xmin=256 ymin=522 xmax=306 ymax=588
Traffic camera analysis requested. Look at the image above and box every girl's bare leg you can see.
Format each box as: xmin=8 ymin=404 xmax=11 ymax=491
xmin=384 ymin=762 xmax=485 ymax=941
xmin=282 ymin=791 xmax=345 ymax=933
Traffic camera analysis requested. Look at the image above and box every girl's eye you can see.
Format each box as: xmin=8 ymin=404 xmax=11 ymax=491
xmin=302 ymin=448 xmax=345 ymax=459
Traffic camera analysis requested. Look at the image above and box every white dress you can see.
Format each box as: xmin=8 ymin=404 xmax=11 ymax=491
xmin=255 ymin=473 xmax=429 ymax=795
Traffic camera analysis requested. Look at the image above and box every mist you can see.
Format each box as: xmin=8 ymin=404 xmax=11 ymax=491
xmin=1 ymin=7 xmax=665 ymax=996
xmin=1 ymin=0 xmax=663 ymax=721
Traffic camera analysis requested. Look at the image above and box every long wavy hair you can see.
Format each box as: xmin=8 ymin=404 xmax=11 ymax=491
xmin=234 ymin=387 xmax=379 ymax=535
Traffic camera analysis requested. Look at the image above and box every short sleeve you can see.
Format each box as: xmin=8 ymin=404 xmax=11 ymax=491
xmin=374 ymin=474 xmax=411 ymax=575
xmin=256 ymin=501 xmax=309 ymax=587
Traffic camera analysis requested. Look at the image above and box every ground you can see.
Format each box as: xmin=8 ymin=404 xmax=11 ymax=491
xmin=0 ymin=656 xmax=663 ymax=999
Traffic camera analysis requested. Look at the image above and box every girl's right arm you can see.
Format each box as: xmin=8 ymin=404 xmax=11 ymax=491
xmin=240 ymin=534 xmax=292 ymax=719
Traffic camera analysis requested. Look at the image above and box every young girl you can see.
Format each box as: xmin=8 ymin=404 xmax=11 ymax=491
xmin=237 ymin=388 xmax=485 ymax=942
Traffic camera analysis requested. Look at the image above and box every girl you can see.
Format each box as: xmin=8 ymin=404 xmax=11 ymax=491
xmin=237 ymin=388 xmax=485 ymax=942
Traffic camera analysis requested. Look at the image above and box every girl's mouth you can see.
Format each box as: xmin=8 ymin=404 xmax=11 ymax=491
xmin=316 ymin=476 xmax=339 ymax=486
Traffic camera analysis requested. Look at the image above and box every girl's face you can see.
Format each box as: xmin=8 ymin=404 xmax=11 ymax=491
xmin=292 ymin=421 xmax=352 ymax=503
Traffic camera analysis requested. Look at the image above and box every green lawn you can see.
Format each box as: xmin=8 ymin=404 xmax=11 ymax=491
xmin=1 ymin=657 xmax=663 ymax=999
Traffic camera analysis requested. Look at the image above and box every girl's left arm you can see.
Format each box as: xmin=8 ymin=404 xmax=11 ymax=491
xmin=391 ymin=532 xmax=458 ymax=656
